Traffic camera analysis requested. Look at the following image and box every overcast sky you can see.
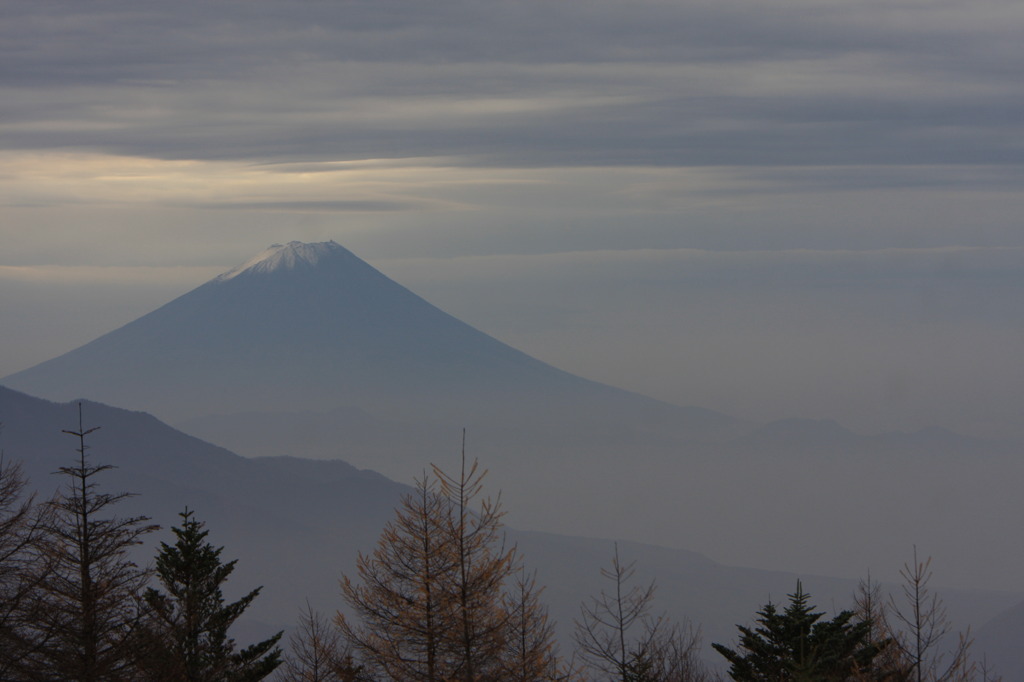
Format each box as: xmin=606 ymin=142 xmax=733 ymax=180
xmin=2 ymin=0 xmax=1023 ymax=439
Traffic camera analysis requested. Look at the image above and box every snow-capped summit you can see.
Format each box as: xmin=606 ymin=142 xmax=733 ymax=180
xmin=217 ymin=240 xmax=351 ymax=280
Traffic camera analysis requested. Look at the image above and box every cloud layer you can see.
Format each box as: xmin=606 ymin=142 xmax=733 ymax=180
xmin=4 ymin=1 xmax=1023 ymax=171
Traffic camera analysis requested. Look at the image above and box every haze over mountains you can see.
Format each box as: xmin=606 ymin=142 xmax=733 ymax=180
xmin=4 ymin=241 xmax=1023 ymax=597
xmin=1 ymin=385 xmax=1018 ymax=675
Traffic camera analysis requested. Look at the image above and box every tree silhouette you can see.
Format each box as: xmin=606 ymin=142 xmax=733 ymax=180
xmin=338 ymin=442 xmax=557 ymax=681
xmin=24 ymin=403 xmax=158 ymax=680
xmin=576 ymin=544 xmax=710 ymax=682
xmin=137 ymin=508 xmax=282 ymax=681
xmin=0 ymin=450 xmax=49 ymax=679
xmin=886 ymin=549 xmax=975 ymax=682
xmin=713 ymin=581 xmax=885 ymax=681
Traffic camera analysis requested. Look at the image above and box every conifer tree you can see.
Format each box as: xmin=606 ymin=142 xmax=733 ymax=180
xmin=137 ymin=508 xmax=282 ymax=681
xmin=338 ymin=444 xmax=558 ymax=681
xmin=575 ymin=544 xmax=710 ymax=682
xmin=23 ymin=403 xmax=159 ymax=681
xmin=575 ymin=544 xmax=658 ymax=681
xmin=433 ymin=453 xmax=519 ymax=681
xmin=338 ymin=473 xmax=457 ymax=681
xmin=882 ymin=549 xmax=976 ymax=682
xmin=0 ymin=452 xmax=48 ymax=679
xmin=854 ymin=573 xmax=910 ymax=681
xmin=713 ymin=581 xmax=885 ymax=681
xmin=279 ymin=602 xmax=364 ymax=682
xmin=499 ymin=568 xmax=562 ymax=681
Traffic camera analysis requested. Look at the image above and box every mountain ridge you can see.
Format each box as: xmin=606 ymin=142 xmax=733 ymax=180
xmin=0 ymin=384 xmax=1016 ymax=672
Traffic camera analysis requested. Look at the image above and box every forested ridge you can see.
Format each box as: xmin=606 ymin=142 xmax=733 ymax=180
xmin=0 ymin=410 xmax=1000 ymax=681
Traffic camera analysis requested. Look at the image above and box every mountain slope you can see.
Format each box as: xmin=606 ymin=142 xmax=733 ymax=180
xmin=1 ymin=241 xmax=750 ymax=557
xmin=0 ymin=385 xmax=1013 ymax=670
xmin=2 ymin=241 xmax=738 ymax=439
xmin=0 ymin=384 xmax=406 ymax=626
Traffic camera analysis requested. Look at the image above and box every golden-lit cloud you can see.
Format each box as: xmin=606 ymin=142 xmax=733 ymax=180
xmin=0 ymin=151 xmax=470 ymax=210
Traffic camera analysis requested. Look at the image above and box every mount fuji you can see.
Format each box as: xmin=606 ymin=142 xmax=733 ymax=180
xmin=2 ymin=241 xmax=745 ymax=513
xmin=3 ymin=241 xmax=736 ymax=434
xmin=5 ymin=241 xmax=1024 ymax=599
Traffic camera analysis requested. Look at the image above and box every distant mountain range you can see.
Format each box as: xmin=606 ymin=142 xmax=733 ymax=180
xmin=3 ymin=240 xmax=1023 ymax=644
xmin=0 ymin=385 xmax=1016 ymax=673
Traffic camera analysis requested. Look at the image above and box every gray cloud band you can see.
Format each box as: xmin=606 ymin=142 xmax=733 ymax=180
xmin=2 ymin=0 xmax=1022 ymax=178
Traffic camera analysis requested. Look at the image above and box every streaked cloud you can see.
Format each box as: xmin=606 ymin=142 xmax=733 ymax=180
xmin=3 ymin=1 xmax=1022 ymax=172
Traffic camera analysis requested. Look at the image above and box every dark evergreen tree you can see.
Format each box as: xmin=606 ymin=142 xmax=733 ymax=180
xmin=713 ymin=581 xmax=887 ymax=681
xmin=138 ymin=508 xmax=282 ymax=681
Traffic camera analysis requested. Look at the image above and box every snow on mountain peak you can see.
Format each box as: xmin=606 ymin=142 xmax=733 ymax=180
xmin=217 ymin=241 xmax=343 ymax=280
